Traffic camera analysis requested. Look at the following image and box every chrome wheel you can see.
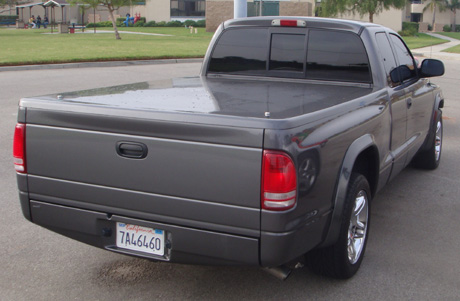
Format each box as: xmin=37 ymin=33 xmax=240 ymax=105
xmin=435 ymin=120 xmax=442 ymax=162
xmin=347 ymin=190 xmax=369 ymax=265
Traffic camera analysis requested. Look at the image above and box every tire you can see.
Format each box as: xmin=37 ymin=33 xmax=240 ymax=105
xmin=306 ymin=173 xmax=371 ymax=279
xmin=412 ymin=110 xmax=443 ymax=170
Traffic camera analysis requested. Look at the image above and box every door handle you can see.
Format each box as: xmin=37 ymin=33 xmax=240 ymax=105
xmin=116 ymin=141 xmax=148 ymax=159
xmin=406 ymin=98 xmax=412 ymax=109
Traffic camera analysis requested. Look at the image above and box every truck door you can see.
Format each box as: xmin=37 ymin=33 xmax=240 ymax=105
xmin=389 ymin=34 xmax=436 ymax=162
xmin=375 ymin=32 xmax=407 ymax=179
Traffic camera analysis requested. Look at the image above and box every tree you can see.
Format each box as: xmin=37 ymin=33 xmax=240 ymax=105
xmin=70 ymin=0 xmax=131 ymax=40
xmin=423 ymin=0 xmax=446 ymax=29
xmin=445 ymin=0 xmax=460 ymax=31
xmin=319 ymin=0 xmax=407 ymax=23
xmin=0 ymin=0 xmax=16 ymax=12
xmin=74 ymin=0 xmax=99 ymax=34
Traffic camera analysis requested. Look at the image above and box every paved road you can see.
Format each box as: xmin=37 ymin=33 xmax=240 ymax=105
xmin=1 ymin=61 xmax=459 ymax=300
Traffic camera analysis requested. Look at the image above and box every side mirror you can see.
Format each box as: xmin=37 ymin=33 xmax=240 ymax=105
xmin=390 ymin=65 xmax=413 ymax=83
xmin=419 ymin=59 xmax=445 ymax=78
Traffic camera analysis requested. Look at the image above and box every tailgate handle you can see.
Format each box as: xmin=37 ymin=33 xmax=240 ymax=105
xmin=116 ymin=142 xmax=148 ymax=159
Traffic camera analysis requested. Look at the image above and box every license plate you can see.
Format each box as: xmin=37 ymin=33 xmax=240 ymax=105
xmin=116 ymin=222 xmax=165 ymax=256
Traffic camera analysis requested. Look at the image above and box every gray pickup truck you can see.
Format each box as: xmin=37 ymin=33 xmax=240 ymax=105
xmin=14 ymin=17 xmax=445 ymax=279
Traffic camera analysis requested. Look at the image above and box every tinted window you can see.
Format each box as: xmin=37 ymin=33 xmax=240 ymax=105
xmin=306 ymin=30 xmax=371 ymax=83
xmin=269 ymin=34 xmax=305 ymax=72
xmin=390 ymin=34 xmax=417 ymax=82
xmin=375 ymin=32 xmax=398 ymax=86
xmin=209 ymin=28 xmax=268 ymax=75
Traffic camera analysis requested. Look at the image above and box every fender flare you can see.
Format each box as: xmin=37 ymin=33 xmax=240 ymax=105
xmin=320 ymin=134 xmax=376 ymax=247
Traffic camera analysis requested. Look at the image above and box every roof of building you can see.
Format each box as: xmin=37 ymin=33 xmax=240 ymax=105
xmin=16 ymin=2 xmax=44 ymax=9
xmin=43 ymin=0 xmax=70 ymax=7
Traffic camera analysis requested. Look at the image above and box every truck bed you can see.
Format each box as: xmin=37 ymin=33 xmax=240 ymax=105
xmin=24 ymin=76 xmax=373 ymax=121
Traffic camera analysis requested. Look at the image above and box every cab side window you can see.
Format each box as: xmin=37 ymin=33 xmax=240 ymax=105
xmin=375 ymin=33 xmax=398 ymax=87
xmin=389 ymin=34 xmax=417 ymax=83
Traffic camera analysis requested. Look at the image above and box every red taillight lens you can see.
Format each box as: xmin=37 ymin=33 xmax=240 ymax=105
xmin=13 ymin=123 xmax=26 ymax=173
xmin=262 ymin=150 xmax=297 ymax=211
xmin=271 ymin=19 xmax=307 ymax=27
xmin=280 ymin=20 xmax=298 ymax=27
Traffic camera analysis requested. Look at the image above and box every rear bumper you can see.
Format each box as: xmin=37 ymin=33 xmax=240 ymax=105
xmin=29 ymin=200 xmax=260 ymax=265
xmin=21 ymin=185 xmax=329 ymax=267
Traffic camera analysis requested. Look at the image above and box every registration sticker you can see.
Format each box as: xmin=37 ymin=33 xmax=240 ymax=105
xmin=116 ymin=222 xmax=165 ymax=256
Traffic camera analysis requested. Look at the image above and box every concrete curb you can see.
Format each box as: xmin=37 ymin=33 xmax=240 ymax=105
xmin=0 ymin=58 xmax=204 ymax=72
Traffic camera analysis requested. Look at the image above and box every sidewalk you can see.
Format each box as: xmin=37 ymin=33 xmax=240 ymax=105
xmin=412 ymin=32 xmax=460 ymax=61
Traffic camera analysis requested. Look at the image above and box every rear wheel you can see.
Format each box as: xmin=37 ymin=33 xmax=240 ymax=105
xmin=412 ymin=110 xmax=442 ymax=170
xmin=306 ymin=173 xmax=371 ymax=279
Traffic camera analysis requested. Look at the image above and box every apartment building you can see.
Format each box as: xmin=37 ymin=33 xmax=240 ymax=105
xmin=2 ymin=0 xmax=459 ymax=33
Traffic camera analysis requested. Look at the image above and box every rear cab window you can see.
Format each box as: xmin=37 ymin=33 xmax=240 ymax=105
xmin=208 ymin=27 xmax=371 ymax=84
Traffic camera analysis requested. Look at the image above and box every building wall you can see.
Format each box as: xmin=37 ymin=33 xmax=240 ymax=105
xmin=421 ymin=9 xmax=460 ymax=29
xmin=145 ymin=0 xmax=170 ymax=22
xmin=206 ymin=0 xmax=233 ymax=32
xmin=13 ymin=1 xmax=146 ymax=25
xmin=338 ymin=8 xmax=404 ymax=32
xmin=280 ymin=1 xmax=312 ymax=16
xmin=206 ymin=0 xmax=315 ymax=32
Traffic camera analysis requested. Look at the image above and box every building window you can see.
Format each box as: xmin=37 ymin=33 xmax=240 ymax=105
xmin=171 ymin=0 xmax=205 ymax=17
xmin=410 ymin=13 xmax=422 ymax=22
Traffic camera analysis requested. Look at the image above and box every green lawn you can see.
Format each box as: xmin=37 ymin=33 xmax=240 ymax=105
xmin=0 ymin=27 xmax=453 ymax=66
xmin=434 ymin=32 xmax=460 ymax=53
xmin=0 ymin=27 xmax=213 ymax=66
xmin=436 ymin=32 xmax=460 ymax=40
xmin=403 ymin=33 xmax=448 ymax=49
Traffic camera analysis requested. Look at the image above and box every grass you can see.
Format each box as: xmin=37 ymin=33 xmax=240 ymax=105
xmin=0 ymin=27 xmax=213 ymax=66
xmin=434 ymin=32 xmax=460 ymax=53
xmin=402 ymin=33 xmax=448 ymax=49
xmin=436 ymin=32 xmax=460 ymax=40
xmin=0 ymin=27 xmax=456 ymax=66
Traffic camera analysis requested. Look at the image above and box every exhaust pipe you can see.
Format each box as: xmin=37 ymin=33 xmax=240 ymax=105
xmin=263 ymin=266 xmax=292 ymax=280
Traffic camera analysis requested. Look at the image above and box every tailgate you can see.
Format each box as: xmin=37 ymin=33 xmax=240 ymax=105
xmin=25 ymin=110 xmax=264 ymax=237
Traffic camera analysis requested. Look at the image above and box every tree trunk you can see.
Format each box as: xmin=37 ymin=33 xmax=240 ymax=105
xmin=432 ymin=4 xmax=436 ymax=30
xmin=369 ymin=12 xmax=374 ymax=23
xmin=107 ymin=4 xmax=121 ymax=40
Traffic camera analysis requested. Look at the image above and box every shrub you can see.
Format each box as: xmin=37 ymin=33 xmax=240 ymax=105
xmin=398 ymin=29 xmax=416 ymax=37
xmin=155 ymin=21 xmax=167 ymax=27
xmin=0 ymin=15 xmax=18 ymax=22
xmin=144 ymin=20 xmax=156 ymax=27
xmin=86 ymin=21 xmax=113 ymax=28
xmin=195 ymin=20 xmax=206 ymax=27
xmin=184 ymin=20 xmax=197 ymax=27
xmin=402 ymin=22 xmax=419 ymax=33
xmin=443 ymin=24 xmax=451 ymax=32
xmin=428 ymin=24 xmax=433 ymax=31
xmin=166 ymin=20 xmax=182 ymax=27
xmin=456 ymin=25 xmax=460 ymax=32
xmin=134 ymin=21 xmax=144 ymax=27
xmin=86 ymin=23 xmax=100 ymax=28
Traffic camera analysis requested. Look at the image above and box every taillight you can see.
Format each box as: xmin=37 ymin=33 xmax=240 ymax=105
xmin=262 ymin=150 xmax=297 ymax=211
xmin=271 ymin=19 xmax=307 ymax=27
xmin=13 ymin=123 xmax=26 ymax=173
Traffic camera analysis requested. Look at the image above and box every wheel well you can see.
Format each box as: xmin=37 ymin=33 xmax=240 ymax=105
xmin=352 ymin=147 xmax=378 ymax=198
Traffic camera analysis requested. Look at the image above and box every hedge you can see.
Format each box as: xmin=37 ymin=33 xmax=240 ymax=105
xmin=86 ymin=19 xmax=205 ymax=28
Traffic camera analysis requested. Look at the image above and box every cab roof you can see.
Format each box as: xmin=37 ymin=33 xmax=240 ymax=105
xmin=223 ymin=16 xmax=382 ymax=35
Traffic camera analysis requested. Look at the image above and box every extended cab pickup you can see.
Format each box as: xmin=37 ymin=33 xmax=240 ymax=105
xmin=14 ymin=17 xmax=445 ymax=279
